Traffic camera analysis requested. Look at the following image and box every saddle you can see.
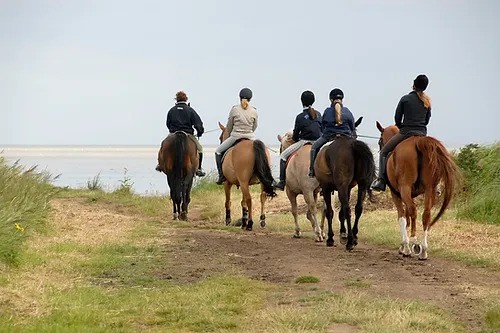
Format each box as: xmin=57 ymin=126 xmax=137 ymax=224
xmin=285 ymin=142 xmax=312 ymax=167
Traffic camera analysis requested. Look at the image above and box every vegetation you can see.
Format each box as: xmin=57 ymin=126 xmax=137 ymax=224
xmin=0 ymin=157 xmax=57 ymax=266
xmin=454 ymin=143 xmax=500 ymax=224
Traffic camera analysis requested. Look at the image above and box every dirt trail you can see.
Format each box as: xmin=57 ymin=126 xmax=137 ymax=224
xmin=53 ymin=197 xmax=500 ymax=332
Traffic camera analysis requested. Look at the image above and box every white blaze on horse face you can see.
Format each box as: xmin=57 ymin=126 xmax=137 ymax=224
xmin=398 ymin=217 xmax=409 ymax=244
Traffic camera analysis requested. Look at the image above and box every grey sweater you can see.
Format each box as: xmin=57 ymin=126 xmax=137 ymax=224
xmin=226 ymin=104 xmax=258 ymax=139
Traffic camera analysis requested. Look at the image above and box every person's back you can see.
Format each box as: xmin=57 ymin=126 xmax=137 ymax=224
xmin=227 ymin=103 xmax=258 ymax=139
xmin=321 ymin=105 xmax=355 ymax=137
xmin=396 ymin=91 xmax=431 ymax=136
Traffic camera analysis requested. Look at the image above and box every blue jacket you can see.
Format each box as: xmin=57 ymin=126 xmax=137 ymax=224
xmin=321 ymin=105 xmax=355 ymax=138
xmin=292 ymin=108 xmax=322 ymax=142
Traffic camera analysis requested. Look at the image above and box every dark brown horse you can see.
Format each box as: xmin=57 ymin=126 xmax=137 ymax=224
xmin=376 ymin=121 xmax=459 ymax=259
xmin=218 ymin=122 xmax=276 ymax=230
xmin=315 ymin=136 xmax=375 ymax=250
xmin=157 ymin=131 xmax=198 ymax=220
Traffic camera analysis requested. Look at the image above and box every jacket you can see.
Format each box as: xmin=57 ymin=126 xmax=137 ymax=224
xmin=166 ymin=102 xmax=204 ymax=136
xmin=226 ymin=104 xmax=258 ymax=139
xmin=395 ymin=91 xmax=431 ymax=136
xmin=292 ymin=108 xmax=322 ymax=142
xmin=321 ymin=105 xmax=355 ymax=138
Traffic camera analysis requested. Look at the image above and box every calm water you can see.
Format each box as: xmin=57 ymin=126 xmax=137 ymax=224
xmin=1 ymin=146 xmax=283 ymax=195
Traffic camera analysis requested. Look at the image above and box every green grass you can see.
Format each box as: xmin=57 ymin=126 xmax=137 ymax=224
xmin=0 ymin=157 xmax=57 ymax=266
xmin=484 ymin=305 xmax=500 ymax=333
xmin=454 ymin=143 xmax=500 ymax=224
xmin=295 ymin=276 xmax=320 ymax=284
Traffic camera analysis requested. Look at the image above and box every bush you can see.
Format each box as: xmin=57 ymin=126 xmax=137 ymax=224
xmin=454 ymin=143 xmax=500 ymax=224
xmin=0 ymin=157 xmax=57 ymax=265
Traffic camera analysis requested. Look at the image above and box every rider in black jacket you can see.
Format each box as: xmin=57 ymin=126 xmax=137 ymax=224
xmin=371 ymin=74 xmax=432 ymax=191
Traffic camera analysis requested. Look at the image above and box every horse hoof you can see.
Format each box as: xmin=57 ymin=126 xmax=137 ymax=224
xmin=259 ymin=220 xmax=266 ymax=228
xmin=326 ymin=240 xmax=334 ymax=247
xmin=293 ymin=234 xmax=301 ymax=239
xmin=315 ymin=236 xmax=324 ymax=242
xmin=340 ymin=237 xmax=347 ymax=245
xmin=225 ymin=218 xmax=231 ymax=226
xmin=411 ymin=244 xmax=422 ymax=255
xmin=246 ymin=226 xmax=253 ymax=231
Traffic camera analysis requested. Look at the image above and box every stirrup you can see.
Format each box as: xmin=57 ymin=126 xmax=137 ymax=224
xmin=155 ymin=164 xmax=162 ymax=172
xmin=196 ymin=169 xmax=206 ymax=177
xmin=274 ymin=180 xmax=286 ymax=191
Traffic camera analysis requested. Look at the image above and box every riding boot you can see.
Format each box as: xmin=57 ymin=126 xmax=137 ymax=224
xmin=371 ymin=155 xmax=387 ymax=191
xmin=155 ymin=164 xmax=161 ymax=172
xmin=196 ymin=152 xmax=206 ymax=177
xmin=215 ymin=153 xmax=225 ymax=185
xmin=274 ymin=159 xmax=287 ymax=190
xmin=308 ymin=148 xmax=317 ymax=177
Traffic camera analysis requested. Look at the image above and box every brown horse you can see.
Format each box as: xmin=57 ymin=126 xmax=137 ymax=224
xmin=157 ymin=131 xmax=198 ymax=220
xmin=218 ymin=122 xmax=276 ymax=230
xmin=375 ymin=121 xmax=459 ymax=260
xmin=277 ymin=133 xmax=323 ymax=241
xmin=315 ymin=135 xmax=375 ymax=250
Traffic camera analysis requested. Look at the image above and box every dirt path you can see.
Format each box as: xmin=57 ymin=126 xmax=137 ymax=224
xmin=52 ymin=197 xmax=500 ymax=332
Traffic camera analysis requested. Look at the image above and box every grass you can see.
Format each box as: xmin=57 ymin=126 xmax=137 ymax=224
xmin=0 ymin=157 xmax=58 ymax=266
xmin=295 ymin=276 xmax=320 ymax=284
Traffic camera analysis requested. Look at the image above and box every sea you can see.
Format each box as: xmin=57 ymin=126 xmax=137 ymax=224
xmin=0 ymin=145 xmax=284 ymax=195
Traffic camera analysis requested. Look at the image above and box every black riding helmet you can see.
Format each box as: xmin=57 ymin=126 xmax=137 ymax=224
xmin=301 ymin=90 xmax=315 ymax=107
xmin=329 ymin=88 xmax=344 ymax=100
xmin=414 ymin=74 xmax=429 ymax=92
xmin=239 ymin=87 xmax=253 ymax=100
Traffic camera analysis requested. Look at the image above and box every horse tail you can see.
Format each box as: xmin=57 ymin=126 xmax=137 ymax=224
xmin=415 ymin=137 xmax=459 ymax=227
xmin=352 ymin=139 xmax=376 ymax=187
xmin=171 ymin=132 xmax=187 ymax=202
xmin=253 ymin=140 xmax=277 ymax=197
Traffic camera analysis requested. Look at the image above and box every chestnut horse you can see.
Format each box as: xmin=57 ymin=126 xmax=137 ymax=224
xmin=157 ymin=132 xmax=198 ymax=220
xmin=315 ymin=135 xmax=375 ymax=250
xmin=218 ymin=122 xmax=276 ymax=230
xmin=375 ymin=121 xmax=459 ymax=260
xmin=277 ymin=133 xmax=323 ymax=241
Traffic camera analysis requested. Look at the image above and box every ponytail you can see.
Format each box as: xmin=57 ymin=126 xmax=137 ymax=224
xmin=333 ymin=99 xmax=343 ymax=124
xmin=416 ymin=91 xmax=432 ymax=109
xmin=240 ymin=98 xmax=249 ymax=110
xmin=308 ymin=106 xmax=317 ymax=120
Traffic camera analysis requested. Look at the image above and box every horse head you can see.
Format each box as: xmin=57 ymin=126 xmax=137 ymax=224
xmin=277 ymin=132 xmax=294 ymax=153
xmin=218 ymin=121 xmax=229 ymax=143
xmin=375 ymin=121 xmax=400 ymax=149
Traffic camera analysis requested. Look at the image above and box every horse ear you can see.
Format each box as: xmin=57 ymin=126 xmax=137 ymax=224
xmin=218 ymin=122 xmax=225 ymax=130
xmin=277 ymin=134 xmax=283 ymax=142
xmin=355 ymin=116 xmax=363 ymax=128
xmin=376 ymin=121 xmax=384 ymax=133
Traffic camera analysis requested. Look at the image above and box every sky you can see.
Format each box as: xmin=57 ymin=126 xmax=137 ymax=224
xmin=1 ymin=0 xmax=499 ymax=148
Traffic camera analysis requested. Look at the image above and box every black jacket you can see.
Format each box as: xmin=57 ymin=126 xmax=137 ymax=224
xmin=292 ymin=109 xmax=322 ymax=142
xmin=395 ymin=91 xmax=431 ymax=135
xmin=166 ymin=102 xmax=204 ymax=136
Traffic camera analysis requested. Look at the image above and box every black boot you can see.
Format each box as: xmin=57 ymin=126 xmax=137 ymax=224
xmin=215 ymin=154 xmax=225 ymax=185
xmin=371 ymin=155 xmax=387 ymax=191
xmin=196 ymin=152 xmax=206 ymax=177
xmin=155 ymin=164 xmax=161 ymax=172
xmin=308 ymin=148 xmax=317 ymax=177
xmin=274 ymin=159 xmax=287 ymax=190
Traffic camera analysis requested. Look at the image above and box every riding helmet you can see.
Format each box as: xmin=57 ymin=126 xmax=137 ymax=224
xmin=329 ymin=88 xmax=344 ymax=100
xmin=301 ymin=90 xmax=315 ymax=107
xmin=413 ymin=74 xmax=429 ymax=92
xmin=239 ymin=87 xmax=253 ymax=100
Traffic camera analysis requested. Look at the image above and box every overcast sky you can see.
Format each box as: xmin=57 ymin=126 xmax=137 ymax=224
xmin=1 ymin=0 xmax=499 ymax=147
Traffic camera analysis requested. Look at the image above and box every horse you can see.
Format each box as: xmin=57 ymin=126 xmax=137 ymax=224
xmin=315 ymin=134 xmax=376 ymax=250
xmin=218 ymin=122 xmax=276 ymax=230
xmin=277 ymin=133 xmax=323 ymax=241
xmin=157 ymin=131 xmax=198 ymax=220
xmin=375 ymin=121 xmax=459 ymax=260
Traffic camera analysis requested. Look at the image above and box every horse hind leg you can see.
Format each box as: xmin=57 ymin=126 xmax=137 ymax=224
xmin=323 ymin=190 xmax=335 ymax=247
xmin=391 ymin=191 xmax=411 ymax=256
xmin=287 ymin=189 xmax=301 ymax=238
xmin=259 ymin=185 xmax=267 ymax=228
xmin=418 ymin=189 xmax=435 ymax=260
xmin=304 ymin=192 xmax=322 ymax=242
xmin=352 ymin=186 xmax=367 ymax=247
xmin=338 ymin=188 xmax=353 ymax=251
xmin=240 ymin=183 xmax=252 ymax=231
xmin=224 ymin=182 xmax=232 ymax=226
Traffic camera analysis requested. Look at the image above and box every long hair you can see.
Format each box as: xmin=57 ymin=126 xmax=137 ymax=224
xmin=416 ymin=91 xmax=432 ymax=109
xmin=253 ymin=140 xmax=276 ymax=197
xmin=241 ymin=98 xmax=249 ymax=110
xmin=308 ymin=106 xmax=318 ymax=120
xmin=333 ymin=99 xmax=343 ymax=124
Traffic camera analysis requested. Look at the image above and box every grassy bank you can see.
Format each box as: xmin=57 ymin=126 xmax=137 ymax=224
xmin=0 ymin=157 xmax=57 ymax=266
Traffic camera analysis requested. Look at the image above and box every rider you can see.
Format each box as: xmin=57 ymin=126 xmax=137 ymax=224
xmin=308 ymin=88 xmax=356 ymax=177
xmin=156 ymin=91 xmax=206 ymax=177
xmin=215 ymin=88 xmax=258 ymax=185
xmin=274 ymin=90 xmax=322 ymax=190
xmin=371 ymin=74 xmax=432 ymax=191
